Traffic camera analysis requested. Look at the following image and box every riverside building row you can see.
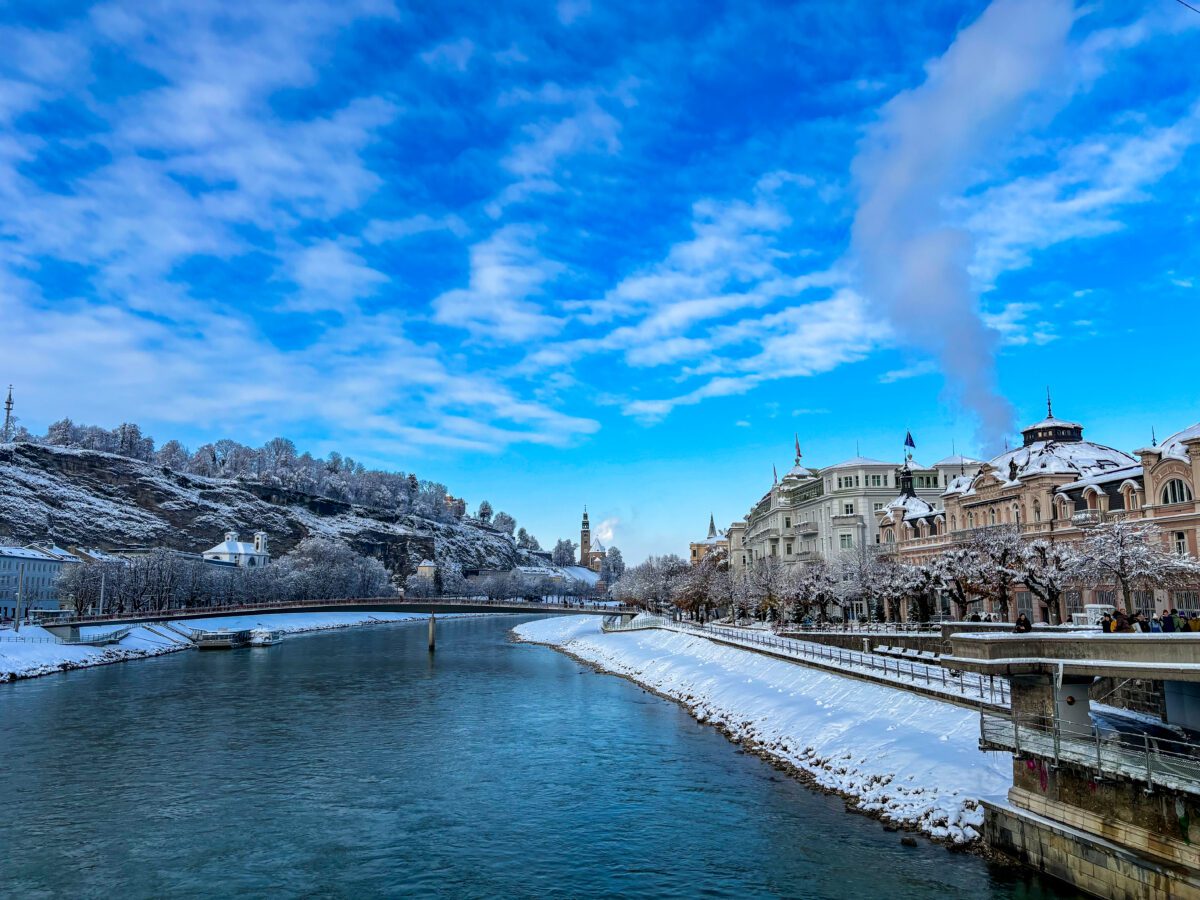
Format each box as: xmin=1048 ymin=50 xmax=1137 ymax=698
xmin=711 ymin=406 xmax=1200 ymax=624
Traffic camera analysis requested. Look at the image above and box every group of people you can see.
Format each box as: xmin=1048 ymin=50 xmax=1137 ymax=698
xmin=1010 ymin=607 xmax=1200 ymax=634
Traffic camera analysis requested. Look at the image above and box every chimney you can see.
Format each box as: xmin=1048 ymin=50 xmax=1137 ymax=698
xmin=225 ymin=530 xmax=239 ymax=543
xmin=254 ymin=531 xmax=268 ymax=554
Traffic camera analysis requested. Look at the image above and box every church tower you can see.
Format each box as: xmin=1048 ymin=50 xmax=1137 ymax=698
xmin=579 ymin=508 xmax=591 ymax=567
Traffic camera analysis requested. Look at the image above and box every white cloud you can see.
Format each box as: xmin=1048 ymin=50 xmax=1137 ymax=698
xmin=556 ymin=0 xmax=592 ymax=26
xmin=432 ymin=225 xmax=565 ymax=341
xmin=285 ymin=240 xmax=387 ymax=311
xmin=420 ymin=38 xmax=475 ymax=72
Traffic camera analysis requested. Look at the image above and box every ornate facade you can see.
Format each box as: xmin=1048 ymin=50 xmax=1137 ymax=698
xmin=879 ymin=407 xmax=1200 ymax=621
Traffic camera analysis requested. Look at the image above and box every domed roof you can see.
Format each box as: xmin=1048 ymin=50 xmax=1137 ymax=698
xmin=1156 ymin=422 xmax=1200 ymax=462
xmin=882 ymin=494 xmax=936 ymax=517
xmin=985 ymin=439 xmax=1135 ymax=487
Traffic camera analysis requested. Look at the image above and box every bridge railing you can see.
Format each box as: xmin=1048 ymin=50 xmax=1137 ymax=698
xmin=42 ymin=596 xmax=640 ymax=626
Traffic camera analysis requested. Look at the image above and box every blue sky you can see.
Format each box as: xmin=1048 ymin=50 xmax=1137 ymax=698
xmin=3 ymin=0 xmax=1200 ymax=561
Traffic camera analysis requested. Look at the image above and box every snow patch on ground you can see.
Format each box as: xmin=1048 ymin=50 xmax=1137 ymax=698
xmin=514 ymin=616 xmax=1009 ymax=843
xmin=0 ymin=612 xmax=434 ymax=683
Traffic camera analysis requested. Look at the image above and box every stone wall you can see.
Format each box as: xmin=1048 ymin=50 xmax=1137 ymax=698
xmin=776 ymin=631 xmax=950 ymax=656
xmin=984 ymin=799 xmax=1199 ymax=900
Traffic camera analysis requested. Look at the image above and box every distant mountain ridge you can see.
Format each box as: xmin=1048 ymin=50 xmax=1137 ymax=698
xmin=0 ymin=442 xmax=539 ymax=577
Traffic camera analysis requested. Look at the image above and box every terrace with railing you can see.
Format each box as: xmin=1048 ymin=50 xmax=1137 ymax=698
xmin=980 ymin=712 xmax=1200 ymax=796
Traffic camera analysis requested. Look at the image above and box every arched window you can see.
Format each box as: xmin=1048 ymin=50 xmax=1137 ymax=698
xmin=989 ymin=508 xmax=997 ymax=526
xmin=885 ymin=530 xmax=895 ymax=543
xmin=967 ymin=512 xmax=975 ymax=529
xmin=950 ymin=515 xmax=957 ymax=532
xmin=1162 ymin=479 xmax=1194 ymax=506
xmin=1033 ymin=500 xmax=1041 ymax=523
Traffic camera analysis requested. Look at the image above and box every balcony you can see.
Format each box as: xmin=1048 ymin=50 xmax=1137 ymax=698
xmin=831 ymin=514 xmax=863 ymax=526
xmin=794 ymin=522 xmax=818 ymax=537
xmin=1071 ymin=509 xmax=1103 ymax=526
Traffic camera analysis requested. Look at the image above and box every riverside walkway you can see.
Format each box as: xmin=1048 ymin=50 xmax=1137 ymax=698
xmin=603 ymin=615 xmax=1011 ymax=711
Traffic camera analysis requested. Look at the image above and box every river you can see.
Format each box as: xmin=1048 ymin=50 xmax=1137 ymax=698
xmin=0 ymin=616 xmax=1083 ymax=898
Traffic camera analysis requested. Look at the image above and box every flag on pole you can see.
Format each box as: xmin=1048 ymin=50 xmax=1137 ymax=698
xmin=773 ymin=464 xmax=778 ymax=484
xmin=794 ymin=434 xmax=802 ymax=460
xmin=904 ymin=430 xmax=916 ymax=449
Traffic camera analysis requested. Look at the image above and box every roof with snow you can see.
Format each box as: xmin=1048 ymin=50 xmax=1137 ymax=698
xmin=822 ymin=456 xmax=900 ymax=470
xmin=1056 ymin=464 xmax=1144 ymax=494
xmin=882 ymin=494 xmax=937 ymax=518
xmin=782 ymin=462 xmax=815 ymax=479
xmin=0 ymin=546 xmax=61 ymax=561
xmin=559 ymin=565 xmax=601 ymax=585
xmin=27 ymin=542 xmax=82 ymax=562
xmin=944 ymin=437 xmax=1136 ymax=497
xmin=930 ymin=454 xmax=982 ymax=469
xmin=1152 ymin=422 xmax=1200 ymax=462
xmin=204 ymin=539 xmax=265 ymax=557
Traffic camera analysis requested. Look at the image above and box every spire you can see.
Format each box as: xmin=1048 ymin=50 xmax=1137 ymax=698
xmin=1046 ymin=385 xmax=1053 ymax=419
xmin=1152 ymin=426 xmax=1158 ymax=447
xmin=1 ymin=385 xmax=12 ymax=443
xmin=707 ymin=513 xmax=716 ymax=539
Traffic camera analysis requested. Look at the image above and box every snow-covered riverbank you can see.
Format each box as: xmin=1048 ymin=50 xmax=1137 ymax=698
xmin=0 ymin=612 xmax=431 ymax=683
xmin=514 ymin=616 xmax=1011 ymax=844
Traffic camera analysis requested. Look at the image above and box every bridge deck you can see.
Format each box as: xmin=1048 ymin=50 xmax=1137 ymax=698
xmin=40 ymin=598 xmax=639 ymax=635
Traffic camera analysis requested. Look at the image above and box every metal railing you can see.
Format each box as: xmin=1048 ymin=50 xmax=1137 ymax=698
xmin=980 ymin=712 xmax=1200 ymax=796
xmin=40 ymin=596 xmax=641 ymax=627
xmin=0 ymin=626 xmax=133 ymax=646
xmin=605 ymin=616 xmax=1008 ymax=707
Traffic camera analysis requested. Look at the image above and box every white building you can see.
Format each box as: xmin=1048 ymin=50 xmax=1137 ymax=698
xmin=202 ymin=530 xmax=270 ymax=568
xmin=731 ymin=444 xmax=980 ymax=572
xmin=0 ymin=544 xmax=80 ymax=620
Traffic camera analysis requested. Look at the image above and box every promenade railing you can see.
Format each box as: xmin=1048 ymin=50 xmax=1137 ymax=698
xmin=980 ymin=712 xmax=1200 ymax=796
xmin=602 ymin=614 xmax=1008 ymax=708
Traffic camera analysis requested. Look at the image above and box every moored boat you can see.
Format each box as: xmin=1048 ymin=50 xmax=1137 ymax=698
xmin=194 ymin=629 xmax=252 ymax=650
xmin=249 ymin=628 xmax=284 ymax=646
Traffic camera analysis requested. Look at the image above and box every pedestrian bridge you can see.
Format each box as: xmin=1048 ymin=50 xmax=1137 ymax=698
xmin=39 ymin=597 xmax=640 ymax=639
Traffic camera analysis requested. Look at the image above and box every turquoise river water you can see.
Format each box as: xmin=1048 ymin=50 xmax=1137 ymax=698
xmin=0 ymin=615 xmax=1087 ymax=898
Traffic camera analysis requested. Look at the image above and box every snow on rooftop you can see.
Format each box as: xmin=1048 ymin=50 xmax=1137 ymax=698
xmin=1154 ymin=422 xmax=1200 ymax=462
xmin=1057 ymin=464 xmax=1144 ymax=493
xmin=883 ymin=494 xmax=937 ymax=518
xmin=822 ymin=456 xmax=900 ymax=470
xmin=930 ymin=454 xmax=982 ymax=469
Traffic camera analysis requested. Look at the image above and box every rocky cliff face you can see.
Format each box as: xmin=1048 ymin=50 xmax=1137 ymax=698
xmin=0 ymin=442 xmax=531 ymax=577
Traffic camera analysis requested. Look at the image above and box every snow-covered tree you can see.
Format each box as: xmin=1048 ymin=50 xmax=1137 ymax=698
xmin=1073 ymin=521 xmax=1200 ymax=612
xmin=476 ymin=500 xmax=494 ymax=524
xmin=599 ymin=546 xmax=625 ymax=584
xmin=551 ymin=538 xmax=578 ymax=567
xmin=968 ymin=525 xmax=1024 ymax=620
xmin=155 ymin=439 xmax=191 ymax=471
xmin=1019 ymin=539 xmax=1078 ymax=625
xmin=929 ymin=547 xmax=984 ymax=619
xmin=492 ymin=511 xmax=516 ymax=536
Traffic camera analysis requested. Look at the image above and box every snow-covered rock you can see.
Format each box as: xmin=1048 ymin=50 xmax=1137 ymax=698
xmin=514 ymin=616 xmax=1010 ymax=843
xmin=0 ymin=442 xmax=540 ymax=577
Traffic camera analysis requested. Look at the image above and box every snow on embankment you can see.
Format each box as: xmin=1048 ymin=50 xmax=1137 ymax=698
xmin=0 ymin=612 xmax=429 ymax=683
xmin=514 ymin=616 xmax=1010 ymax=843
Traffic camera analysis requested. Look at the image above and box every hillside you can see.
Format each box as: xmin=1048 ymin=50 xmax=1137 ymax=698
xmin=0 ymin=442 xmax=541 ymax=577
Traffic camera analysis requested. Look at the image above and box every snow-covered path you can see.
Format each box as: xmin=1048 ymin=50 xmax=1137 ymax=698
xmin=515 ymin=615 xmax=1012 ymax=844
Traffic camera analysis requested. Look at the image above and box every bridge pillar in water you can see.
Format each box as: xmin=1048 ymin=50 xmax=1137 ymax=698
xmin=428 ymin=613 xmax=436 ymax=652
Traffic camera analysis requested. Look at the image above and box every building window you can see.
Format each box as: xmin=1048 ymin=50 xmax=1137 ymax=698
xmin=967 ymin=512 xmax=975 ymax=528
xmin=1097 ymin=589 xmax=1116 ymax=607
xmin=839 ymin=534 xmax=853 ymax=550
xmin=1016 ymin=591 xmax=1033 ymax=615
xmin=1175 ymin=531 xmax=1189 ymax=557
xmin=1162 ymin=479 xmax=1194 ymax=506
xmin=1033 ymin=500 xmax=1041 ymax=523
xmin=873 ymin=502 xmax=883 ymax=512
xmin=870 ymin=474 xmax=881 ymax=487
xmin=989 ymin=508 xmax=996 ymax=526
xmin=1065 ymin=590 xmax=1083 ymax=616
xmin=784 ymin=517 xmax=791 ymax=528
xmin=1132 ymin=590 xmax=1155 ymax=616
xmin=1173 ymin=590 xmax=1200 ymax=613
xmin=785 ymin=542 xmax=793 ymax=556
xmin=843 ymin=503 xmax=855 ymax=516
